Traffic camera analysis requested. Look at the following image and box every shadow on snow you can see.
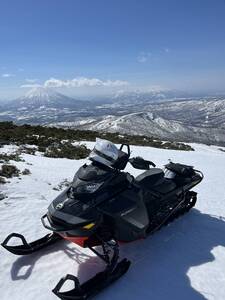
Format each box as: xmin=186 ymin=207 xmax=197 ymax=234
xmin=10 ymin=209 xmax=225 ymax=299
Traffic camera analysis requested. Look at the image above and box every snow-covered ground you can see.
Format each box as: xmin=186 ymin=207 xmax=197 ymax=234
xmin=0 ymin=142 xmax=225 ymax=300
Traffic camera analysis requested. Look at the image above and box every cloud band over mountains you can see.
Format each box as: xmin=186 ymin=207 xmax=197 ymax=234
xmin=21 ymin=77 xmax=129 ymax=88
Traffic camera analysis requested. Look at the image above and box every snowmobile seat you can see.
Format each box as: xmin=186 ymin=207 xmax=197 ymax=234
xmin=136 ymin=168 xmax=164 ymax=187
xmin=152 ymin=178 xmax=176 ymax=194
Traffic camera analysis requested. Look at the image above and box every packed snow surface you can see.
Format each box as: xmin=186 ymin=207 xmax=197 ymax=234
xmin=1 ymin=143 xmax=225 ymax=300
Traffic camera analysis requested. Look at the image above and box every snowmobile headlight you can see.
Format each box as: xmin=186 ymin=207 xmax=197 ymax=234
xmin=76 ymin=182 xmax=103 ymax=194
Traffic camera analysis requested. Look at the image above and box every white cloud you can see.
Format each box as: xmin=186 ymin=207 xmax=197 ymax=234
xmin=137 ymin=49 xmax=169 ymax=63
xmin=137 ymin=56 xmax=147 ymax=63
xmin=2 ymin=73 xmax=15 ymax=78
xmin=137 ymin=52 xmax=152 ymax=63
xmin=20 ymin=84 xmax=42 ymax=88
xmin=20 ymin=76 xmax=129 ymax=89
xmin=43 ymin=77 xmax=129 ymax=88
xmin=25 ymin=78 xmax=38 ymax=83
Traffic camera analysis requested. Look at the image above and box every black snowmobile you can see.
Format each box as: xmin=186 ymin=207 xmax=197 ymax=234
xmin=2 ymin=143 xmax=203 ymax=299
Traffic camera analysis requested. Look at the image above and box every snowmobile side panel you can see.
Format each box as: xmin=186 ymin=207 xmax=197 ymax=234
xmin=99 ymin=188 xmax=149 ymax=241
xmin=151 ymin=178 xmax=176 ymax=194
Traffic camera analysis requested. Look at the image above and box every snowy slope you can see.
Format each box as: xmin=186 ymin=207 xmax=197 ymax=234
xmin=1 ymin=143 xmax=225 ymax=300
xmin=80 ymin=112 xmax=188 ymax=138
xmin=145 ymin=98 xmax=225 ymax=128
xmin=71 ymin=112 xmax=225 ymax=145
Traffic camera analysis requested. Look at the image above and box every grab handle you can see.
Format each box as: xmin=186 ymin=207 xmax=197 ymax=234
xmin=41 ymin=214 xmax=66 ymax=232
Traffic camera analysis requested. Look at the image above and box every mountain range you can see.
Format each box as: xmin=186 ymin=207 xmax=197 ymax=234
xmin=0 ymin=87 xmax=225 ymax=146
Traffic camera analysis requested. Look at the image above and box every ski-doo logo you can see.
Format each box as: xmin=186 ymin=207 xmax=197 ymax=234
xmin=56 ymin=203 xmax=64 ymax=210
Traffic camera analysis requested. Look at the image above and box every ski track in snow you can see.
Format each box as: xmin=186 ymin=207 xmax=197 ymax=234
xmin=0 ymin=142 xmax=225 ymax=300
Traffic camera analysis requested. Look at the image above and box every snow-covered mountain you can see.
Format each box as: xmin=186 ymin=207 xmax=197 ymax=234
xmin=0 ymin=87 xmax=95 ymax=125
xmin=50 ymin=110 xmax=225 ymax=145
xmin=103 ymin=89 xmax=191 ymax=105
xmin=145 ymin=98 xmax=225 ymax=129
xmin=5 ymin=87 xmax=90 ymax=110
xmin=1 ymin=142 xmax=225 ymax=300
xmin=111 ymin=89 xmax=167 ymax=104
xmin=71 ymin=112 xmax=188 ymax=138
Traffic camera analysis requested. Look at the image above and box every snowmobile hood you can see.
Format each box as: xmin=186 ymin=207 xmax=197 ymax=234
xmin=74 ymin=163 xmax=114 ymax=182
xmin=48 ymin=201 xmax=87 ymax=226
xmin=44 ymin=163 xmax=119 ymax=232
xmin=45 ymin=187 xmax=100 ymax=231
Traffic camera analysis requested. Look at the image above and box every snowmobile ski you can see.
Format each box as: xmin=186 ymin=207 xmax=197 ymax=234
xmin=1 ymin=232 xmax=61 ymax=255
xmin=53 ymin=259 xmax=131 ymax=300
xmin=52 ymin=239 xmax=131 ymax=300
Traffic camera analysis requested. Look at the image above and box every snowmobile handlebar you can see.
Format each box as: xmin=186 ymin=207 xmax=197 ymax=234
xmin=129 ymin=156 xmax=156 ymax=170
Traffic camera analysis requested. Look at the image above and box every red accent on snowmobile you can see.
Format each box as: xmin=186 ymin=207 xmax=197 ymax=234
xmin=59 ymin=234 xmax=102 ymax=248
xmin=59 ymin=234 xmax=88 ymax=247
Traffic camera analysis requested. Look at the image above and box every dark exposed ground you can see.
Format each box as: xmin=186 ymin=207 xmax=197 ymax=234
xmin=0 ymin=121 xmax=193 ymax=152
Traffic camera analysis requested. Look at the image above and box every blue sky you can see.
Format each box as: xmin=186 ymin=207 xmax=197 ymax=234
xmin=0 ymin=0 xmax=225 ymax=99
